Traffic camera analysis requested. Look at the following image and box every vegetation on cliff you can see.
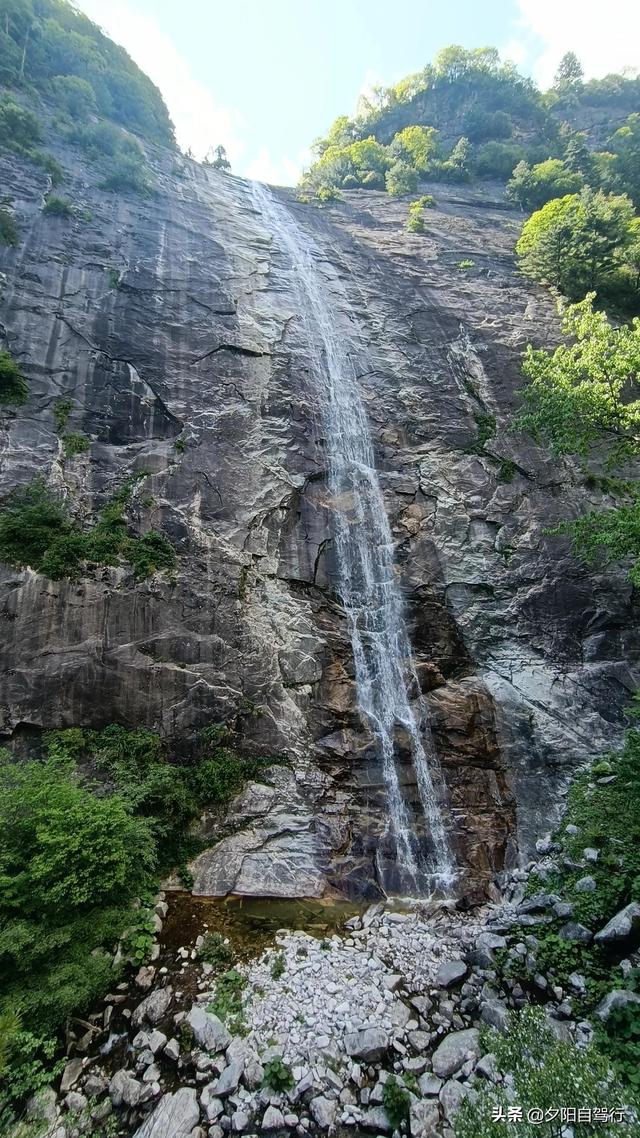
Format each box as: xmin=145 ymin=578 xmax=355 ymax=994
xmin=0 ymin=0 xmax=174 ymax=146
xmin=0 ymin=477 xmax=176 ymax=580
xmin=302 ymin=47 xmax=639 ymax=201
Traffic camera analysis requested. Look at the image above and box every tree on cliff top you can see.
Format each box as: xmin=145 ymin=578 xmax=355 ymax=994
xmin=0 ymin=0 xmax=174 ymax=146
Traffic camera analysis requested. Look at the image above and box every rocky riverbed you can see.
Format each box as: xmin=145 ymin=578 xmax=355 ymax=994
xmin=24 ymin=834 xmax=640 ymax=1138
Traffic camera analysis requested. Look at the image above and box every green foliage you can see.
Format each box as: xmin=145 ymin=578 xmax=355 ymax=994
xmin=385 ymin=160 xmax=418 ymax=196
xmin=0 ymin=748 xmax=155 ymax=1036
xmin=607 ymin=113 xmax=640 ymax=208
xmin=0 ymin=350 xmax=28 ymax=405
xmin=270 ymin=951 xmax=285 ymax=980
xmin=100 ymin=151 xmax=151 ymax=195
xmin=0 ymin=0 xmax=174 ymax=146
xmin=465 ymin=412 xmax=496 ymax=453
xmin=199 ymin=932 xmax=233 ymax=970
xmin=41 ymin=194 xmax=73 ymax=217
xmin=498 ymin=458 xmax=516 ymax=482
xmin=0 ymin=95 xmax=41 ymax=152
xmin=0 ymin=477 xmax=176 ymax=579
xmin=389 ymin=124 xmax=438 ymax=171
xmin=458 ymin=258 xmax=476 ymax=270
xmin=554 ymin=52 xmax=584 ymax=93
xmin=206 ymin=144 xmax=231 ymax=172
xmin=517 ymin=295 xmax=640 ymax=461
xmin=316 ymin=185 xmax=342 ymax=203
xmin=208 ymin=968 xmax=247 ymax=1034
xmin=61 ymin=431 xmax=89 ymax=458
xmin=516 ymin=189 xmax=636 ymax=301
xmin=0 ymin=204 xmax=18 ymax=246
xmin=595 ymin=999 xmax=640 ymax=1092
xmin=455 ymin=1006 xmax=635 ymax=1138
xmin=507 ymin=158 xmax=584 ymax=210
xmin=262 ymin=1056 xmax=294 ymax=1093
xmin=53 ymin=397 xmax=71 ymax=432
xmin=381 ymin=1075 xmax=411 ymax=1128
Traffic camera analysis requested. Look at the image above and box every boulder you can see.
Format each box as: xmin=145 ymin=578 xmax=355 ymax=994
xmin=60 ymin=1059 xmax=84 ymax=1093
xmin=344 ymin=1026 xmax=389 ymax=1062
xmin=574 ymin=876 xmax=597 ymax=893
xmin=186 ymin=1006 xmax=231 ymax=1053
xmin=435 ymin=960 xmax=467 ymax=988
xmin=480 ymin=1000 xmax=509 ymax=1033
xmin=132 ymin=1088 xmax=199 ymax=1138
xmin=109 ymin=1070 xmax=143 ymax=1108
xmin=212 ymin=1060 xmax=242 ymax=1097
xmin=410 ymin=1098 xmax=441 ymax=1137
xmin=558 ymin=922 xmax=593 ymax=943
xmin=593 ymin=989 xmax=640 ymax=1022
xmin=262 ymin=1105 xmax=286 ymax=1130
xmin=309 ymin=1096 xmax=337 ymax=1130
xmin=431 ymin=1029 xmax=480 ymax=1079
xmin=594 ymin=903 xmax=640 ymax=949
xmin=440 ymin=1080 xmax=473 ymax=1122
xmin=132 ymin=987 xmax=172 ymax=1028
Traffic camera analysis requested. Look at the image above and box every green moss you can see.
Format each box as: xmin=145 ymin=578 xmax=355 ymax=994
xmin=0 ymin=350 xmax=28 ymax=406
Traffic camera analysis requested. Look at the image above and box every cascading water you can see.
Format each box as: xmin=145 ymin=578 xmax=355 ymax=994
xmin=252 ymin=182 xmax=455 ymax=896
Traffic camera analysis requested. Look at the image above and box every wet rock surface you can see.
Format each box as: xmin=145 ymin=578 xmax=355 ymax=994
xmin=0 ymin=140 xmax=637 ymax=901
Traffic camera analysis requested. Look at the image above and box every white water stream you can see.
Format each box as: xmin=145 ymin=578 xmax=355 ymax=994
xmin=252 ymin=183 xmax=455 ymax=894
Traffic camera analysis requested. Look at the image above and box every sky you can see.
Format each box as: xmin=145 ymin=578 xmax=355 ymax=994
xmin=76 ymin=0 xmax=640 ymax=185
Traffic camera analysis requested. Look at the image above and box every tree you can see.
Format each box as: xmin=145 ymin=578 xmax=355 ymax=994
xmin=517 ymin=294 xmax=640 ymax=459
xmin=563 ymin=133 xmax=596 ymax=182
xmin=507 ymin=158 xmax=584 ymax=210
xmin=389 ymin=125 xmax=438 ymax=171
xmin=211 ymin=144 xmax=231 ymax=173
xmin=608 ymin=113 xmax=640 ymax=207
xmin=516 ymin=189 xmax=635 ymax=298
xmin=554 ymin=51 xmax=584 ymax=92
xmin=385 ymin=161 xmax=419 ymax=196
xmin=516 ymin=295 xmax=640 ymax=584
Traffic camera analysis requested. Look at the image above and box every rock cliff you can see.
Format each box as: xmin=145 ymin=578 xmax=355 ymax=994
xmin=1 ymin=141 xmax=637 ymax=902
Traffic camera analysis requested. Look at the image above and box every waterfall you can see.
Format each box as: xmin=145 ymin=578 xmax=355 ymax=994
xmin=252 ymin=183 xmax=455 ymax=896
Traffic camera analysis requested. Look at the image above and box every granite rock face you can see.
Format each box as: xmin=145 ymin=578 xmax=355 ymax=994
xmin=0 ymin=140 xmax=637 ymax=901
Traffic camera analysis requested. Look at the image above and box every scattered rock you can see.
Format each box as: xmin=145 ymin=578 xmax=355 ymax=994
xmin=344 ymin=1026 xmax=389 ymax=1062
xmin=594 ymin=903 xmax=640 ymax=949
xmin=435 ymin=960 xmax=467 ymax=988
xmin=132 ymin=1088 xmax=199 ymax=1138
xmin=558 ymin=922 xmax=593 ymax=943
xmin=309 ymin=1096 xmax=338 ymax=1130
xmin=132 ymin=987 xmax=173 ymax=1028
xmin=593 ymin=990 xmax=640 ymax=1022
xmin=431 ymin=1029 xmax=480 ymax=1079
xmin=186 ymin=1006 xmax=231 ymax=1053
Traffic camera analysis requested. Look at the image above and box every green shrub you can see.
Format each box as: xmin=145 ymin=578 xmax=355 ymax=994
xmin=0 ymin=97 xmax=42 ymax=153
xmin=53 ymin=398 xmax=72 ymax=433
xmin=455 ymin=1006 xmax=636 ymax=1138
xmin=0 ymin=350 xmax=28 ymax=405
xmin=62 ymin=432 xmax=89 ymax=458
xmin=270 ymin=952 xmax=285 ymax=980
xmin=466 ymin=412 xmax=496 ymax=453
xmin=0 ymin=206 xmax=18 ymax=247
xmin=385 ymin=160 xmax=419 ymax=196
xmin=0 ymin=478 xmax=176 ymax=580
xmin=100 ymin=153 xmax=151 ymax=195
xmin=199 ymin=933 xmax=233 ymax=970
xmin=498 ymin=458 xmax=516 ymax=482
xmin=595 ymin=997 xmax=640 ymax=1091
xmin=42 ymin=196 xmax=74 ymax=218
xmin=262 ymin=1056 xmax=294 ymax=1093
xmin=208 ymin=969 xmax=247 ymax=1033
xmin=457 ymin=258 xmax=476 ymax=270
xmin=316 ymin=185 xmax=342 ymax=203
xmin=382 ymin=1075 xmax=411 ymax=1127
